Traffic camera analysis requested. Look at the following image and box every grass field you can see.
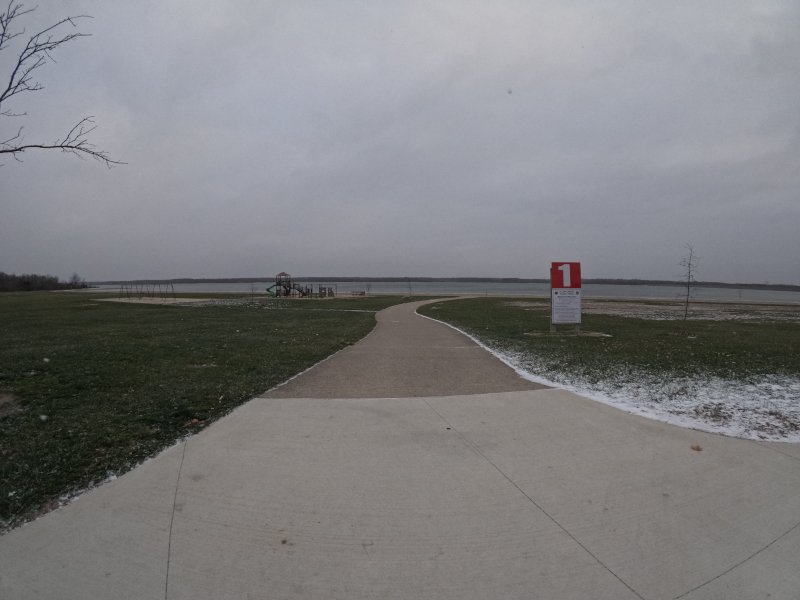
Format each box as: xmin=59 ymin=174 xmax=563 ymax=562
xmin=419 ymin=297 xmax=800 ymax=441
xmin=3 ymin=293 xmax=798 ymax=530
xmin=0 ymin=292 xmax=410 ymax=530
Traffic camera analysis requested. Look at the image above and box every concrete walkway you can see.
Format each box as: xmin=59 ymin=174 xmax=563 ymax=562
xmin=1 ymin=300 xmax=799 ymax=599
xmin=266 ymin=300 xmax=544 ymax=398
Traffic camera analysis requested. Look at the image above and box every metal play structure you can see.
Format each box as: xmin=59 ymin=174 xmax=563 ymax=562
xmin=266 ymin=272 xmax=336 ymax=298
xmin=118 ymin=281 xmax=175 ymax=300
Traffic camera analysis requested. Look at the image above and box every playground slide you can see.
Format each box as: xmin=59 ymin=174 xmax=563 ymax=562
xmin=265 ymin=283 xmax=310 ymax=297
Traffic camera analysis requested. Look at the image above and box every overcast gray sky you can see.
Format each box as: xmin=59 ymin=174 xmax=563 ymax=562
xmin=1 ymin=1 xmax=798 ymax=283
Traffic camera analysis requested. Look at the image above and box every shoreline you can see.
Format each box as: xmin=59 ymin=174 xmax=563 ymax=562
xmin=91 ymin=276 xmax=800 ymax=293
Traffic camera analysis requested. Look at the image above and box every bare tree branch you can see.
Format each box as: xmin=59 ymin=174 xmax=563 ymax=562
xmin=0 ymin=2 xmax=35 ymax=49
xmin=0 ymin=6 xmax=91 ymax=108
xmin=0 ymin=116 xmax=124 ymax=165
xmin=0 ymin=1 xmax=122 ymax=167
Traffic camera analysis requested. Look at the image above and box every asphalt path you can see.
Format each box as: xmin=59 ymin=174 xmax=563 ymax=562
xmin=1 ymin=299 xmax=798 ymax=599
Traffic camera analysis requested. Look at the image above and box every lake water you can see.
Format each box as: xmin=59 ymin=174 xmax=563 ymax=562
xmin=92 ymin=280 xmax=800 ymax=304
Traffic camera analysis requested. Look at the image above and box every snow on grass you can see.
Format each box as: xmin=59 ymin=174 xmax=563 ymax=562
xmin=503 ymin=348 xmax=800 ymax=442
xmin=426 ymin=314 xmax=800 ymax=442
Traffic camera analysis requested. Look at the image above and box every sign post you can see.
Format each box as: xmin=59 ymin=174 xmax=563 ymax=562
xmin=550 ymin=262 xmax=582 ymax=333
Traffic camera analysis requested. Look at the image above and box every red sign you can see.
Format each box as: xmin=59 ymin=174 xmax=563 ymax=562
xmin=551 ymin=262 xmax=581 ymax=289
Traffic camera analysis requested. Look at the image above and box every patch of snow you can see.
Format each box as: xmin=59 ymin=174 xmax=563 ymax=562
xmin=503 ymin=349 xmax=800 ymax=442
xmin=423 ymin=313 xmax=800 ymax=442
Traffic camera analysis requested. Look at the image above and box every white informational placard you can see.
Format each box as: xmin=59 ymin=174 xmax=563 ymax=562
xmin=551 ymin=288 xmax=582 ymax=324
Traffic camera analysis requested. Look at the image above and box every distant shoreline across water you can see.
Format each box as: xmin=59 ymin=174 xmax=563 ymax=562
xmin=89 ymin=277 xmax=800 ymax=304
xmin=95 ymin=276 xmax=800 ymax=293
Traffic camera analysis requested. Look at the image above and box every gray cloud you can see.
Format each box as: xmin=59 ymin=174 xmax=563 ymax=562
xmin=1 ymin=1 xmax=798 ymax=283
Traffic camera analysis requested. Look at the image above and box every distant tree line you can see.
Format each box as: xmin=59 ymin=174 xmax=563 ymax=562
xmin=0 ymin=272 xmax=86 ymax=291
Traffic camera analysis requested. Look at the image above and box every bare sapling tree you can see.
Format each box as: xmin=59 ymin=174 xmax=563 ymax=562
xmin=68 ymin=272 xmax=86 ymax=289
xmin=0 ymin=1 xmax=122 ymax=166
xmin=679 ymin=243 xmax=699 ymax=321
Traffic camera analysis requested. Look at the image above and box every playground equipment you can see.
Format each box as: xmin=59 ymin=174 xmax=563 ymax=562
xmin=266 ymin=272 xmax=336 ymax=298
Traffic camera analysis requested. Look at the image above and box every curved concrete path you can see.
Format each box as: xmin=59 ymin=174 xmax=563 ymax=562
xmin=1 ymin=300 xmax=799 ymax=600
xmin=266 ymin=300 xmax=544 ymax=398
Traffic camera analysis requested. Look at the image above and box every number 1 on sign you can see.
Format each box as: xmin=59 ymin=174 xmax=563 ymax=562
xmin=558 ymin=263 xmax=571 ymax=288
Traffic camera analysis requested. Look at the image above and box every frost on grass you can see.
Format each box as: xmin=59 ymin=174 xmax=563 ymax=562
xmin=429 ymin=300 xmax=799 ymax=441
xmin=487 ymin=343 xmax=800 ymax=442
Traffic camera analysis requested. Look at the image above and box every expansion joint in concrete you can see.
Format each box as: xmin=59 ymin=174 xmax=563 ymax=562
xmin=752 ymin=440 xmax=800 ymax=463
xmin=674 ymin=518 xmax=800 ymax=599
xmin=421 ymin=397 xmax=647 ymax=600
xmin=164 ymin=439 xmax=189 ymax=600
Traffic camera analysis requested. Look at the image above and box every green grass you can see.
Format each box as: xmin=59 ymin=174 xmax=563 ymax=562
xmin=419 ymin=297 xmax=800 ymax=381
xmin=0 ymin=293 xmax=412 ymax=529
